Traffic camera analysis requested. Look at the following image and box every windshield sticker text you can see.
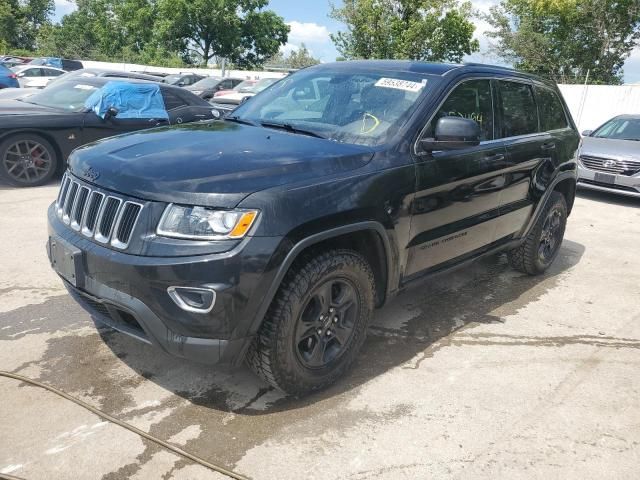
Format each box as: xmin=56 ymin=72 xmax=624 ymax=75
xmin=375 ymin=78 xmax=426 ymax=93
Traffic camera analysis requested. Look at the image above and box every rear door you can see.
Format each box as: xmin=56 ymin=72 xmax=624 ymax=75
xmin=406 ymin=78 xmax=509 ymax=278
xmin=493 ymin=79 xmax=549 ymax=239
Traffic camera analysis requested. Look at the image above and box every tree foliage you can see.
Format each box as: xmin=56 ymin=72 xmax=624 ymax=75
xmin=155 ymin=0 xmax=289 ymax=67
xmin=330 ymin=0 xmax=479 ymax=63
xmin=4 ymin=0 xmax=288 ymax=69
xmin=1 ymin=0 xmax=53 ymax=50
xmin=486 ymin=0 xmax=640 ymax=84
xmin=267 ymin=43 xmax=321 ymax=69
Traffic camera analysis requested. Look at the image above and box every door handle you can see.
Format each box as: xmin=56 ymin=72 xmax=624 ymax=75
xmin=541 ymin=142 xmax=556 ymax=151
xmin=484 ymin=153 xmax=505 ymax=162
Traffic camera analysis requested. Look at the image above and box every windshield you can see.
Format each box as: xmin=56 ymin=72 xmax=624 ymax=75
xmin=22 ymin=80 xmax=99 ymax=112
xmin=247 ymin=78 xmax=279 ymax=94
xmin=592 ymin=117 xmax=640 ymax=141
xmin=233 ymin=80 xmax=256 ymax=92
xmin=163 ymin=74 xmax=184 ymax=85
xmin=191 ymin=77 xmax=222 ymax=89
xmin=231 ymin=69 xmax=431 ymax=146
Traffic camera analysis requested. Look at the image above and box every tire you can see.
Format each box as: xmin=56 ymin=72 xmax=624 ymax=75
xmin=247 ymin=249 xmax=375 ymax=396
xmin=0 ymin=134 xmax=58 ymax=187
xmin=508 ymin=192 xmax=567 ymax=275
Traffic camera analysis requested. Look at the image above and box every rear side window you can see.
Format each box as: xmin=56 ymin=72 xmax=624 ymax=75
xmin=498 ymin=81 xmax=538 ymax=137
xmin=431 ymin=79 xmax=494 ymax=141
xmin=535 ymin=86 xmax=568 ymax=131
xmin=162 ymin=89 xmax=188 ymax=110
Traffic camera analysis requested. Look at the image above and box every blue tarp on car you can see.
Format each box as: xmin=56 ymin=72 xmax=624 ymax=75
xmin=29 ymin=57 xmax=63 ymax=69
xmin=84 ymin=81 xmax=169 ymax=120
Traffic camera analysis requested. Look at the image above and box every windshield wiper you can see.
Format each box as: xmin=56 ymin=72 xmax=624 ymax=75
xmin=259 ymin=121 xmax=326 ymax=139
xmin=225 ymin=115 xmax=257 ymax=126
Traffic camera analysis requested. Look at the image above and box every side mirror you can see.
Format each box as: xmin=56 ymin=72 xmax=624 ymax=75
xmin=17 ymin=72 xmax=25 ymax=78
xmin=420 ymin=116 xmax=481 ymax=152
xmin=104 ymin=106 xmax=119 ymax=120
xmin=581 ymin=129 xmax=593 ymax=137
xmin=177 ymin=81 xmax=185 ymax=87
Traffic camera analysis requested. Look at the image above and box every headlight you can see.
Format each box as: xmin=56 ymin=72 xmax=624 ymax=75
xmin=157 ymin=204 xmax=258 ymax=240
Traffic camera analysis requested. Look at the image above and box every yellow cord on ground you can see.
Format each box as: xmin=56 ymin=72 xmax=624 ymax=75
xmin=0 ymin=371 xmax=250 ymax=480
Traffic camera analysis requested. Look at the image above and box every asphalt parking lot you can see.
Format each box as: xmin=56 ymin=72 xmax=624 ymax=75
xmin=1 ymin=181 xmax=639 ymax=480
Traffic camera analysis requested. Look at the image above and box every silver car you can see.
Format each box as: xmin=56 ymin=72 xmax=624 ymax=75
xmin=577 ymin=115 xmax=640 ymax=198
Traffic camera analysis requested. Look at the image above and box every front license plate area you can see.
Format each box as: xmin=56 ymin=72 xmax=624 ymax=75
xmin=595 ymin=172 xmax=616 ymax=185
xmin=49 ymin=236 xmax=84 ymax=288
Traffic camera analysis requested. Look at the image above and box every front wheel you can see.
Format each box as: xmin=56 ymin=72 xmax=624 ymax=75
xmin=508 ymin=192 xmax=567 ymax=275
xmin=247 ymin=249 xmax=375 ymax=396
xmin=0 ymin=134 xmax=58 ymax=187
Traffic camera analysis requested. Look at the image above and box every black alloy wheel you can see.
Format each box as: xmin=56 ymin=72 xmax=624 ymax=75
xmin=0 ymin=135 xmax=58 ymax=187
xmin=294 ymin=278 xmax=360 ymax=369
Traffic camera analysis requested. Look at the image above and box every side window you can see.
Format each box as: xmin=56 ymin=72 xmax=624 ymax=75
xmin=429 ymin=79 xmax=494 ymax=141
xmin=221 ymin=79 xmax=233 ymax=89
xmin=45 ymin=68 xmax=64 ymax=77
xmin=498 ymin=81 xmax=538 ymax=137
xmin=535 ymin=86 xmax=568 ymax=131
xmin=162 ymin=90 xmax=188 ymax=110
xmin=24 ymin=68 xmax=41 ymax=77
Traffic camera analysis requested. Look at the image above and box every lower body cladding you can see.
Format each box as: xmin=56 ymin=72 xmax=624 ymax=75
xmin=577 ymin=165 xmax=640 ymax=198
xmin=47 ymin=204 xmax=283 ymax=365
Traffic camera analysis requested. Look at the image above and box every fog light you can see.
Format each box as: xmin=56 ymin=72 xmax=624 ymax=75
xmin=167 ymin=286 xmax=216 ymax=314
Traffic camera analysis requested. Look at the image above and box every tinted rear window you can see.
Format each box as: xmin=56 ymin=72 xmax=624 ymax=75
xmin=535 ymin=86 xmax=568 ymax=131
xmin=498 ymin=81 xmax=538 ymax=137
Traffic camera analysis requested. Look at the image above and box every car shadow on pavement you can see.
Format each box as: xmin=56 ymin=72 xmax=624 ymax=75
xmin=576 ymin=187 xmax=640 ymax=207
xmin=98 ymin=239 xmax=586 ymax=414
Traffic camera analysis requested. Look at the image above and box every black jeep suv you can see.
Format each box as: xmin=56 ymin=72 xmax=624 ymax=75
xmin=48 ymin=61 xmax=580 ymax=395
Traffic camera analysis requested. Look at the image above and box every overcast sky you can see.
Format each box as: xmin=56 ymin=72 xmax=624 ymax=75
xmin=53 ymin=0 xmax=640 ymax=83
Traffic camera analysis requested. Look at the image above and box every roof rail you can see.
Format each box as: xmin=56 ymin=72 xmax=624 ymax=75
xmin=463 ymin=62 xmax=517 ymax=72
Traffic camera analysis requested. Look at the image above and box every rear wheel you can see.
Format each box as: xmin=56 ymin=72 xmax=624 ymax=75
xmin=0 ymin=134 xmax=58 ymax=187
xmin=508 ymin=192 xmax=567 ymax=275
xmin=247 ymin=249 xmax=375 ymax=396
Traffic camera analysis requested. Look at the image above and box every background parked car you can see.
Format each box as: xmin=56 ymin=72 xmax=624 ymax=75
xmin=48 ymin=68 xmax=162 ymax=87
xmin=11 ymin=65 xmax=66 ymax=88
xmin=213 ymin=79 xmax=257 ymax=97
xmin=577 ymin=114 xmax=640 ymax=198
xmin=0 ymin=78 xmax=219 ymax=187
xmin=0 ymin=56 xmax=31 ymax=68
xmin=162 ymin=73 xmax=205 ymax=87
xmin=185 ymin=76 xmax=243 ymax=100
xmin=0 ymin=64 xmax=19 ymax=89
xmin=210 ymin=77 xmax=281 ymax=115
xmin=29 ymin=57 xmax=84 ymax=71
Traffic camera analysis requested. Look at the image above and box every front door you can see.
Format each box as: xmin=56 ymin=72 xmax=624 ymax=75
xmin=406 ymin=78 xmax=508 ymax=278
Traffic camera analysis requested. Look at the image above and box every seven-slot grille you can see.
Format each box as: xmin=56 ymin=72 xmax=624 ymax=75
xmin=580 ymin=155 xmax=640 ymax=176
xmin=56 ymin=173 xmax=143 ymax=249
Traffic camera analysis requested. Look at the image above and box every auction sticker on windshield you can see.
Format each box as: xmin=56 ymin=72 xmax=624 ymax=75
xmin=375 ymin=78 xmax=426 ymax=92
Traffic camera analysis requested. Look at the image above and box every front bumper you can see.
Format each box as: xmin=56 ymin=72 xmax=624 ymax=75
xmin=577 ymin=165 xmax=640 ymax=198
xmin=47 ymin=203 xmax=283 ymax=365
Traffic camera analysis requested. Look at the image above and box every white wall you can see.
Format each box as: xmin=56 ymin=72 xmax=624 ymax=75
xmin=558 ymin=84 xmax=640 ymax=132
xmin=81 ymin=60 xmax=286 ymax=81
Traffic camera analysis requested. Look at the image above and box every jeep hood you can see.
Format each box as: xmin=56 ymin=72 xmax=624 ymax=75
xmin=68 ymin=121 xmax=375 ymax=207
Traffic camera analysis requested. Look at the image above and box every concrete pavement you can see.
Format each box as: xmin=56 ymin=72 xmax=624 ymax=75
xmin=1 ymin=182 xmax=639 ymax=479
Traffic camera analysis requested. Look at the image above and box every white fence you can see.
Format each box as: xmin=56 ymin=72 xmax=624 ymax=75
xmin=81 ymin=60 xmax=286 ymax=81
xmin=559 ymin=84 xmax=640 ymax=133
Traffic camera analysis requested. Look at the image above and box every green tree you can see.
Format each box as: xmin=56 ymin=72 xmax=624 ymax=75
xmin=1 ymin=0 xmax=53 ymax=50
xmin=267 ymin=43 xmax=320 ymax=69
xmin=486 ymin=0 xmax=640 ymax=84
xmin=155 ymin=0 xmax=289 ymax=68
xmin=330 ymin=0 xmax=479 ymax=62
